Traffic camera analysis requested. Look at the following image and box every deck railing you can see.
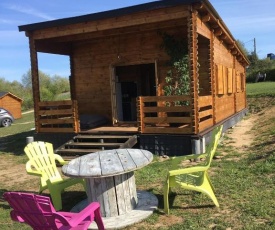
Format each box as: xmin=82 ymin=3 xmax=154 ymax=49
xmin=137 ymin=95 xmax=193 ymax=134
xmin=36 ymin=100 xmax=80 ymax=133
xmin=198 ymin=95 xmax=214 ymax=132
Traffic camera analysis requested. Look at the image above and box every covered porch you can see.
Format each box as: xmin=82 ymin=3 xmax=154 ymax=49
xmin=35 ymin=93 xmax=213 ymax=135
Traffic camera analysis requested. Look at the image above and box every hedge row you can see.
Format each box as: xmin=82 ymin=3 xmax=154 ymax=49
xmin=246 ymin=68 xmax=275 ymax=83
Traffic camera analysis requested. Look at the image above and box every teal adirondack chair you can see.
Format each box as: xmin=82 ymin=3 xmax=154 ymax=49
xmin=163 ymin=125 xmax=223 ymax=214
xmin=24 ymin=141 xmax=86 ymax=211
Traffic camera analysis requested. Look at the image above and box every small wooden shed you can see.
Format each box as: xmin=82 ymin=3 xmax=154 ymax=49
xmin=18 ymin=0 xmax=249 ymax=155
xmin=0 ymin=92 xmax=23 ymax=119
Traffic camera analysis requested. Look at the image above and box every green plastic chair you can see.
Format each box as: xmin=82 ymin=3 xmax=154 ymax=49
xmin=24 ymin=141 xmax=86 ymax=211
xmin=163 ymin=125 xmax=223 ymax=214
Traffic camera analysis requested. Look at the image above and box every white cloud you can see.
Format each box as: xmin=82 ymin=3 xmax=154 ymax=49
xmin=4 ymin=4 xmax=55 ymax=21
xmin=0 ymin=19 xmax=22 ymax=25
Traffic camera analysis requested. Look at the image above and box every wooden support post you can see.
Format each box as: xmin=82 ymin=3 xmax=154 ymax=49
xmin=188 ymin=10 xmax=199 ymax=134
xmin=139 ymin=97 xmax=145 ymax=133
xmin=210 ymin=30 xmax=216 ymax=125
xmin=28 ymin=33 xmax=40 ymax=132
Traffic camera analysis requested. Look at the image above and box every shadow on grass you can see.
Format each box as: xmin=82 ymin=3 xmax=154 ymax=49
xmin=151 ymin=188 xmax=217 ymax=214
xmin=249 ymin=140 xmax=275 ymax=161
xmin=0 ymin=188 xmax=38 ymax=210
xmin=249 ymin=149 xmax=275 ymax=161
xmin=62 ymin=191 xmax=87 ymax=211
xmin=0 ymin=188 xmax=87 ymax=212
xmin=254 ymin=140 xmax=275 ymax=149
xmin=0 ymin=130 xmax=36 ymax=155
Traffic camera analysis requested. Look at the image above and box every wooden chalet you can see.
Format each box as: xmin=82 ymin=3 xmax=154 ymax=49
xmin=0 ymin=92 xmax=23 ymax=119
xmin=18 ymin=0 xmax=249 ymax=157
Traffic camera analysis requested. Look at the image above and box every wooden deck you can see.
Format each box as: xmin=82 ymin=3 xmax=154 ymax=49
xmin=80 ymin=126 xmax=138 ymax=134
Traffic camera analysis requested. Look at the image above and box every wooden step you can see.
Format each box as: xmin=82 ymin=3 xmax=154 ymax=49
xmin=56 ymin=148 xmax=100 ymax=154
xmin=73 ymin=135 xmax=133 ymax=140
xmin=64 ymin=142 xmax=123 ymax=147
xmin=55 ymin=134 xmax=138 ymax=159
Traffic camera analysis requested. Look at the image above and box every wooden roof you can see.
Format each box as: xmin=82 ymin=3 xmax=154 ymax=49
xmin=0 ymin=92 xmax=23 ymax=102
xmin=19 ymin=0 xmax=201 ymax=32
xmin=18 ymin=0 xmax=249 ymax=65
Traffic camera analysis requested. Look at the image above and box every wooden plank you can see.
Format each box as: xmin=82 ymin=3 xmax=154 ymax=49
xmin=127 ymin=172 xmax=137 ymax=209
xmin=62 ymin=155 xmax=96 ymax=177
xmin=79 ymin=153 xmax=102 ymax=177
xmin=227 ymin=67 xmax=233 ymax=93
xmin=199 ymin=119 xmax=214 ymax=132
xmin=116 ymin=149 xmax=137 ymax=171
xmin=38 ymin=109 xmax=73 ymax=115
xmin=143 ymin=117 xmax=192 ymax=123
xmin=38 ymin=118 xmax=74 ymax=124
xmin=56 ymin=148 xmax=100 ymax=154
xmin=196 ymin=16 xmax=211 ymax=38
xmin=121 ymin=173 xmax=132 ymax=213
xmin=199 ymin=109 xmax=213 ymax=119
xmin=38 ymin=100 xmax=73 ymax=106
xmin=140 ymin=149 xmax=154 ymax=162
xmin=223 ymin=65 xmax=228 ymax=94
xmin=32 ymin=6 xmax=189 ymax=39
xmin=119 ymin=135 xmax=137 ymax=149
xmin=114 ymin=175 xmax=126 ymax=215
xmin=39 ymin=127 xmax=75 ymax=133
xmin=143 ymin=106 xmax=192 ymax=113
xmin=90 ymin=178 xmax=106 ymax=216
xmin=100 ymin=177 xmax=115 ymax=217
xmin=143 ymin=126 xmax=192 ymax=134
xmin=216 ymin=64 xmax=224 ymax=94
xmin=198 ymin=96 xmax=212 ymax=107
xmin=65 ymin=142 xmax=122 ymax=147
xmin=29 ymin=34 xmax=40 ymax=132
xmin=127 ymin=149 xmax=153 ymax=166
xmin=74 ymin=135 xmax=133 ymax=139
xmin=141 ymin=95 xmax=191 ymax=102
xmin=100 ymin=151 xmax=124 ymax=176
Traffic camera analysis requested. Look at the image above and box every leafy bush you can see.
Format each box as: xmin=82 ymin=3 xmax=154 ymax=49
xmin=160 ymin=32 xmax=190 ymax=100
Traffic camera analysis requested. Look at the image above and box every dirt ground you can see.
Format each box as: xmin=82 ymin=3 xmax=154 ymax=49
xmin=225 ymin=105 xmax=274 ymax=150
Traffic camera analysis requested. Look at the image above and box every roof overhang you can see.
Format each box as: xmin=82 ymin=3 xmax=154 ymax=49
xmin=18 ymin=0 xmax=249 ymax=65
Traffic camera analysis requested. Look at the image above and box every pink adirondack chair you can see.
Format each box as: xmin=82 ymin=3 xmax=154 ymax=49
xmin=4 ymin=192 xmax=105 ymax=230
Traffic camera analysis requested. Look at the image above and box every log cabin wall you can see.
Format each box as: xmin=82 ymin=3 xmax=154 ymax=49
xmin=0 ymin=94 xmax=22 ymax=119
xmin=196 ymin=12 xmax=247 ymax=128
xmin=71 ymin=18 xmax=189 ymax=122
xmin=235 ymin=60 xmax=246 ymax=112
xmin=213 ymin=38 xmax=246 ymax=123
xmin=213 ymin=39 xmax=236 ymax=123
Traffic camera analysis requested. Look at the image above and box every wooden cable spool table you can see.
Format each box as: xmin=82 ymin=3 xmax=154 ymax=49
xmin=62 ymin=148 xmax=158 ymax=229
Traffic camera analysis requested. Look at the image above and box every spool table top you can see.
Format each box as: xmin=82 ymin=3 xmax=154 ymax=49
xmin=62 ymin=148 xmax=153 ymax=178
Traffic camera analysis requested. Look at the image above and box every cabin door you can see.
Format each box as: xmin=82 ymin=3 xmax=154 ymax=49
xmin=114 ymin=63 xmax=156 ymax=123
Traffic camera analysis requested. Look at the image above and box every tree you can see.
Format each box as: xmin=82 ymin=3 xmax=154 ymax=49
xmin=236 ymin=39 xmax=275 ymax=82
xmin=236 ymin=39 xmax=249 ymax=58
xmin=21 ymin=70 xmax=70 ymax=102
xmin=160 ymin=33 xmax=190 ymax=105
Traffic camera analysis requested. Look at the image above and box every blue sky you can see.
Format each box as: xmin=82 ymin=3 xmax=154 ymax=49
xmin=1 ymin=0 xmax=274 ymax=82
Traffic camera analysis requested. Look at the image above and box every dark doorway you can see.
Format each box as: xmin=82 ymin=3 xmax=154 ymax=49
xmin=115 ymin=63 xmax=156 ymax=122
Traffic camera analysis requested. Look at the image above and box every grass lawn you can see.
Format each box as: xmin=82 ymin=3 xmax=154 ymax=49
xmin=0 ymin=87 xmax=274 ymax=229
xmin=246 ymin=81 xmax=275 ymax=97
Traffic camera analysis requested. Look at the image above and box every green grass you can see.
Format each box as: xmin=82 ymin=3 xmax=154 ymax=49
xmin=0 ymin=111 xmax=35 ymax=155
xmin=0 ymin=91 xmax=274 ymax=229
xmin=246 ymin=81 xmax=275 ymax=97
xmin=130 ymin=108 xmax=275 ymax=229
